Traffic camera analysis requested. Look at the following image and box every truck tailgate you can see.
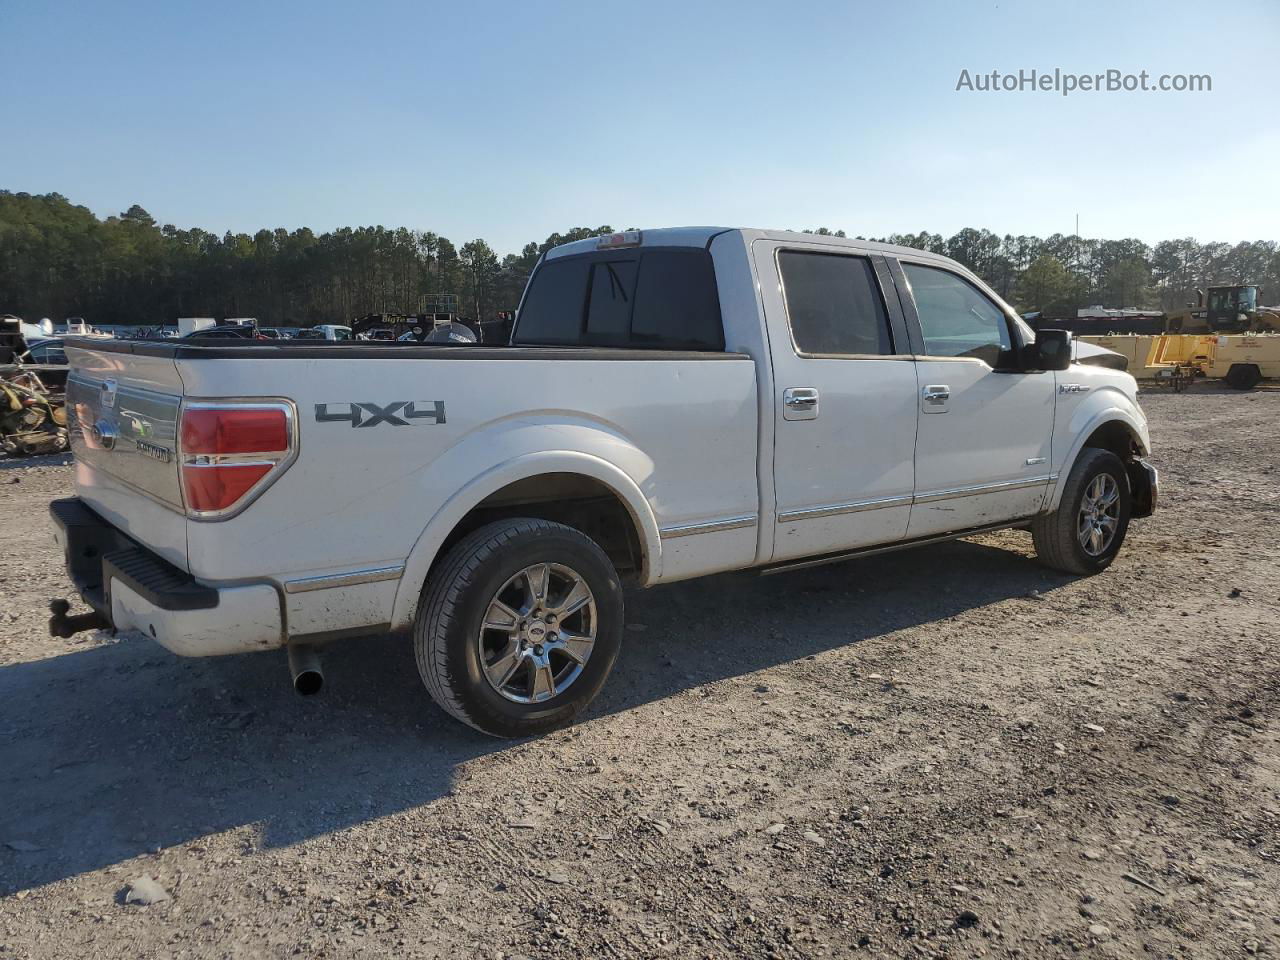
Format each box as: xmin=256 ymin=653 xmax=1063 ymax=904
xmin=64 ymin=342 xmax=189 ymax=570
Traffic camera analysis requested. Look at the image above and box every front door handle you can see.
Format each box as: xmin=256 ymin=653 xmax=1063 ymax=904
xmin=922 ymin=384 xmax=951 ymax=414
xmin=783 ymin=387 xmax=819 ymax=421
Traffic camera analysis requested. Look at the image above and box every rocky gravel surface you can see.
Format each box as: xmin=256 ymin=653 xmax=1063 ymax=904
xmin=1 ymin=387 xmax=1278 ymax=959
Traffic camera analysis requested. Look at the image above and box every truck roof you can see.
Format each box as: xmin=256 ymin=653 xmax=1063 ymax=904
xmin=543 ymin=227 xmax=959 ymax=269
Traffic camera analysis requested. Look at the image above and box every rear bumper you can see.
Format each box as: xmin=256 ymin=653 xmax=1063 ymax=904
xmin=49 ymin=497 xmax=283 ymax=656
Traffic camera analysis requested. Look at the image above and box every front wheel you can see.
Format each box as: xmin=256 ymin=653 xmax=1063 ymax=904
xmin=414 ymin=518 xmax=624 ymax=738
xmin=1032 ymin=448 xmax=1131 ymax=575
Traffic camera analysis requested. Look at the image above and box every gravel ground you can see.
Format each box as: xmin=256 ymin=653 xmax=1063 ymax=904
xmin=1 ymin=387 xmax=1278 ymax=959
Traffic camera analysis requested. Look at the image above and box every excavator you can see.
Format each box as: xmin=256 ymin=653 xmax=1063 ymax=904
xmin=1165 ymin=284 xmax=1280 ymax=334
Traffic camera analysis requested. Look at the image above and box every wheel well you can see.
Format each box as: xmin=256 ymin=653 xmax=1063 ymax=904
xmin=1081 ymin=420 xmax=1156 ymax=517
xmin=435 ymin=473 xmax=645 ymax=581
xmin=1082 ymin=420 xmax=1144 ymax=462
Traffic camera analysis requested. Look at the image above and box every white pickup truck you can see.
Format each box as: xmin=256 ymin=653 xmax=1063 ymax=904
xmin=50 ymin=227 xmax=1157 ymax=737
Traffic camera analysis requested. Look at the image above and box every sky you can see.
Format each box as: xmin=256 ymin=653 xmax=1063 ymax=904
xmin=2 ymin=0 xmax=1276 ymax=256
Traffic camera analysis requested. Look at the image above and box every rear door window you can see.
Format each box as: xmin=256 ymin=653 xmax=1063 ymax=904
xmin=777 ymin=251 xmax=893 ymax=355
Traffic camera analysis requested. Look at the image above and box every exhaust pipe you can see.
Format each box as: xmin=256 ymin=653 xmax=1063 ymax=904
xmin=287 ymin=644 xmax=324 ymax=696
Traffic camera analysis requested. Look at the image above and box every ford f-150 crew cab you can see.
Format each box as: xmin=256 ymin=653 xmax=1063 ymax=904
xmin=50 ymin=227 xmax=1158 ymax=737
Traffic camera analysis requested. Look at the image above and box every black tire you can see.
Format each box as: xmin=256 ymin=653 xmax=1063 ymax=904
xmin=414 ymin=518 xmax=624 ymax=738
xmin=1032 ymin=448 xmax=1131 ymax=576
xmin=1224 ymin=363 xmax=1262 ymax=391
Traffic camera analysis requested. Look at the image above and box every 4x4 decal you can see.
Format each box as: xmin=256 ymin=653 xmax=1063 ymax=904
xmin=314 ymin=401 xmax=446 ymax=427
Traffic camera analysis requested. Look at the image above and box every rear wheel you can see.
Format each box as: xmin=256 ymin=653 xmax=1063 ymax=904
xmin=414 ymin=518 xmax=624 ymax=738
xmin=1032 ymin=448 xmax=1131 ymax=575
xmin=1224 ymin=363 xmax=1262 ymax=390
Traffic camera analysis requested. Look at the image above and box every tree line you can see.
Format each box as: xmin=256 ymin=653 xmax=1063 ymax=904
xmin=2 ymin=190 xmax=1277 ymax=326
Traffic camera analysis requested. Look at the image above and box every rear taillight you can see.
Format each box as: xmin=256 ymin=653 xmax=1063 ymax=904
xmin=178 ymin=402 xmax=295 ymax=518
xmin=181 ymin=407 xmax=289 ymax=454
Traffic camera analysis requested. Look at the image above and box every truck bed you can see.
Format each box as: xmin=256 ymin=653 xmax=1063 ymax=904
xmin=67 ymin=337 xmax=750 ymax=363
xmin=62 ymin=336 xmax=762 ymax=645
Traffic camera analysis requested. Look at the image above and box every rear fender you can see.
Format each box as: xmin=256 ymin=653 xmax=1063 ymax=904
xmin=390 ymin=440 xmax=661 ymax=630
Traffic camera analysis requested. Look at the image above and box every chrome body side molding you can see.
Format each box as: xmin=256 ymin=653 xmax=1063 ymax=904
xmin=777 ymin=475 xmax=1059 ymax=521
xmin=284 ymin=564 xmax=405 ymax=594
xmin=659 ymin=515 xmax=758 ymax=540
xmin=777 ymin=494 xmax=913 ymax=522
xmin=912 ymin=474 xmax=1057 ymax=504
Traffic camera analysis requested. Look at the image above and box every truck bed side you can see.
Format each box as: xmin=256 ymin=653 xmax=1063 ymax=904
xmin=64 ymin=339 xmax=760 ymax=640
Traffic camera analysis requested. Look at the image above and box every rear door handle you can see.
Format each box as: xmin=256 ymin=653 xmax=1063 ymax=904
xmin=783 ymin=387 xmax=819 ymax=420
xmin=922 ymin=384 xmax=950 ymax=414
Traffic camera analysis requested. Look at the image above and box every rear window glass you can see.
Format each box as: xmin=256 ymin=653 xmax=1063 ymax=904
xmin=512 ymin=258 xmax=592 ymax=345
xmin=631 ymin=251 xmax=724 ymax=349
xmin=586 ymin=260 xmax=638 ymax=343
xmin=778 ymin=251 xmax=893 ymax=355
xmin=514 ymin=248 xmax=723 ymax=351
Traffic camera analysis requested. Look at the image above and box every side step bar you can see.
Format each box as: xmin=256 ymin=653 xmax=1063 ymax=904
xmin=759 ymin=520 xmax=1030 ymax=577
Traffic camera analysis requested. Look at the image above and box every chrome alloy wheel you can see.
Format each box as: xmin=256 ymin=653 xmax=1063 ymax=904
xmin=477 ymin=562 xmax=598 ymax=704
xmin=1077 ymin=473 xmax=1120 ymax=556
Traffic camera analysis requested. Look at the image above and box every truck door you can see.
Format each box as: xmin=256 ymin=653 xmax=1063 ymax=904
xmin=753 ymin=240 xmax=919 ymax=563
xmin=888 ymin=258 xmax=1056 ymax=538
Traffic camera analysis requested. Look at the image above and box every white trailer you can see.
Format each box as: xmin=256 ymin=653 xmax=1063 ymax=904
xmin=177 ymin=318 xmax=216 ymax=337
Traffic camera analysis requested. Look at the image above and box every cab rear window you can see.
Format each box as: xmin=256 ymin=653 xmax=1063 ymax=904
xmin=514 ymin=248 xmax=724 ymax=351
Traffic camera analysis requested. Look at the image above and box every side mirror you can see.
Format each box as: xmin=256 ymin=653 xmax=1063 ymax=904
xmin=1027 ymin=329 xmax=1072 ymax=371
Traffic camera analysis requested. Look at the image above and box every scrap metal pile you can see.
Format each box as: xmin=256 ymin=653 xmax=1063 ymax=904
xmin=1 ymin=371 xmax=68 ymax=456
xmin=1 ymin=317 xmax=69 ymax=457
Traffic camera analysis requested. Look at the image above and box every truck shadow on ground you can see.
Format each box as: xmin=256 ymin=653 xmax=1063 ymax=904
xmin=0 ymin=535 xmax=1068 ymax=896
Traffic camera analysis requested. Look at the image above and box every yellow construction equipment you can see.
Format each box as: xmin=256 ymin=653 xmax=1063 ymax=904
xmin=1079 ymin=333 xmax=1280 ymax=390
xmin=1078 ymin=335 xmax=1159 ymax=375
xmin=1165 ymin=284 xmax=1280 ymax=334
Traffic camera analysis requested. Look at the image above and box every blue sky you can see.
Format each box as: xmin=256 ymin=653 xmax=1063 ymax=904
xmin=2 ymin=0 xmax=1275 ymax=255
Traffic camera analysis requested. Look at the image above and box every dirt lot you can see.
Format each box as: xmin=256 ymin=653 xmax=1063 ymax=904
xmin=1 ymin=388 xmax=1278 ymax=960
